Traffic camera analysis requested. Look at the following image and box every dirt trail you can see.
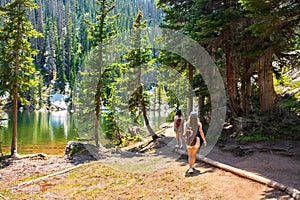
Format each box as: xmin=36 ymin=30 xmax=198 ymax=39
xmin=163 ymin=124 xmax=300 ymax=190
xmin=0 ymin=125 xmax=299 ymax=199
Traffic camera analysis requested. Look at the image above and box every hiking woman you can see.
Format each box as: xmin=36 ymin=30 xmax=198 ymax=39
xmin=174 ymin=109 xmax=184 ymax=149
xmin=185 ymin=111 xmax=207 ymax=174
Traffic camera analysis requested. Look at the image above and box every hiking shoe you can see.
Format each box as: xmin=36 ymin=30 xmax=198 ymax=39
xmin=188 ymin=168 xmax=194 ymax=174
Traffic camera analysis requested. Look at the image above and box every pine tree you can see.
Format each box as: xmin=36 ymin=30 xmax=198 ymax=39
xmin=84 ymin=0 xmax=119 ymax=147
xmin=0 ymin=0 xmax=41 ymax=156
xmin=158 ymin=0 xmax=255 ymax=116
xmin=125 ymin=11 xmax=159 ymax=140
xmin=239 ymin=0 xmax=300 ymax=112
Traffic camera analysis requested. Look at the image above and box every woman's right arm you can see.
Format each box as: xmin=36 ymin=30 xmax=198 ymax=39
xmin=183 ymin=122 xmax=188 ymax=135
xmin=198 ymin=123 xmax=207 ymax=147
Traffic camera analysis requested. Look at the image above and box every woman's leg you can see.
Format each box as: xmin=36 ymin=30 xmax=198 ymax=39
xmin=175 ymin=132 xmax=179 ymax=147
xmin=178 ymin=132 xmax=183 ymax=147
xmin=187 ymin=148 xmax=193 ymax=168
xmin=190 ymin=147 xmax=198 ymax=168
xmin=187 ymin=147 xmax=196 ymax=168
xmin=187 ymin=147 xmax=198 ymax=173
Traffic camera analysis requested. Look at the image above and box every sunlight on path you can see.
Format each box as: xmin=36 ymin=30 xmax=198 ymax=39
xmin=99 ymin=124 xmax=182 ymax=173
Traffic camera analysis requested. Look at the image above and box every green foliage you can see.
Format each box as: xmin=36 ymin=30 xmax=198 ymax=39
xmin=103 ymin=111 xmax=118 ymax=140
xmin=85 ymin=0 xmax=119 ymax=47
xmin=237 ymin=131 xmax=273 ymax=142
xmin=0 ymin=0 xmax=41 ymax=96
xmin=121 ymin=11 xmax=151 ymax=120
xmin=233 ymin=110 xmax=300 ymax=142
xmin=165 ymin=89 xmax=180 ymax=110
xmin=0 ymin=0 xmax=164 ymax=110
xmin=167 ymin=109 xmax=176 ymax=122
xmin=280 ymin=95 xmax=300 ymax=112
xmin=0 ymin=0 xmax=42 ymax=155
xmin=119 ymin=133 xmax=142 ymax=147
xmin=239 ymin=0 xmax=300 ymax=62
xmin=274 ymin=75 xmax=291 ymax=87
xmin=158 ymin=0 xmax=300 ymax=116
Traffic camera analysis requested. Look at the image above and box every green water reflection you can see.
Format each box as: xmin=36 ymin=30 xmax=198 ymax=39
xmin=0 ymin=111 xmax=78 ymax=155
xmin=0 ymin=110 xmax=169 ymax=155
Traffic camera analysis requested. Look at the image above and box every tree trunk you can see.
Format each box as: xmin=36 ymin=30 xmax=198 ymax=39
xmin=94 ymin=84 xmax=100 ymax=148
xmin=137 ymin=69 xmax=158 ymax=140
xmin=198 ymin=95 xmax=204 ymax=113
xmin=258 ymin=48 xmax=275 ymax=112
xmin=240 ymin=59 xmax=252 ymax=115
xmin=142 ymin=102 xmax=159 ymax=140
xmin=225 ymin=40 xmax=240 ymax=117
xmin=94 ymin=115 xmax=100 ymax=147
xmin=11 ymin=49 xmax=19 ymax=157
xmin=188 ymin=64 xmax=193 ymax=114
xmin=197 ymin=97 xmax=209 ymax=133
xmin=134 ymin=13 xmax=158 ymax=140
xmin=94 ymin=44 xmax=103 ymax=148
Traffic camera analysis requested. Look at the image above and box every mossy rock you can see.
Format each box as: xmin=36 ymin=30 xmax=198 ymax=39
xmin=65 ymin=141 xmax=99 ymax=163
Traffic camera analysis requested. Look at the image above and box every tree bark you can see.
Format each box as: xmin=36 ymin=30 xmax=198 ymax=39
xmin=240 ymin=59 xmax=252 ymax=115
xmin=225 ymin=40 xmax=240 ymax=117
xmin=137 ymin=72 xmax=158 ymax=140
xmin=142 ymin=102 xmax=159 ymax=140
xmin=11 ymin=49 xmax=19 ymax=157
xmin=188 ymin=64 xmax=193 ymax=115
xmin=134 ymin=12 xmax=158 ymax=140
xmin=258 ymin=48 xmax=275 ymax=112
xmin=197 ymin=95 xmax=204 ymax=113
xmin=94 ymin=45 xmax=103 ymax=148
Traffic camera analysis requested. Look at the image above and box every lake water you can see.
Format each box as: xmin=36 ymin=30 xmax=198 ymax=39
xmin=0 ymin=110 xmax=169 ymax=155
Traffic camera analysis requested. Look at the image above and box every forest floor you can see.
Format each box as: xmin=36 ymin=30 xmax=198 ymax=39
xmin=0 ymin=124 xmax=299 ymax=200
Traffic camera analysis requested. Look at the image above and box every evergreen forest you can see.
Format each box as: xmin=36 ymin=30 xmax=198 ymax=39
xmin=0 ymin=0 xmax=300 ymax=156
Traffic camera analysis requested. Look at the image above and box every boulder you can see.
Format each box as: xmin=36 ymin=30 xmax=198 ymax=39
xmin=65 ymin=141 xmax=99 ymax=163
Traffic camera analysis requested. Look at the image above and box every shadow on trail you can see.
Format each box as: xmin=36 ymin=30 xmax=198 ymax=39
xmin=206 ymin=141 xmax=300 ymax=190
xmin=95 ymin=133 xmax=221 ymax=175
xmin=0 ymin=155 xmax=12 ymax=169
xmin=96 ymin=134 xmax=184 ymax=173
xmin=66 ymin=128 xmax=299 ymax=199
xmin=108 ymin=133 xmax=299 ymax=200
xmin=184 ymin=168 xmax=212 ymax=177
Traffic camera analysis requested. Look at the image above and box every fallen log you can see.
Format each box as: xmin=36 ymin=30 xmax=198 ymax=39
xmin=18 ymin=163 xmax=86 ymax=188
xmin=176 ymin=148 xmax=300 ymax=200
xmin=0 ymin=194 xmax=7 ymax=200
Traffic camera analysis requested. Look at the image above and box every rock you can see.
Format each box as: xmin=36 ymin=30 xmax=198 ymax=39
xmin=127 ymin=126 xmax=142 ymax=136
xmin=64 ymin=141 xmax=99 ymax=163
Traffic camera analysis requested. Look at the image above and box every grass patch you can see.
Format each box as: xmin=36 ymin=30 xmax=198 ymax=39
xmin=21 ymin=174 xmax=41 ymax=182
xmin=237 ymin=132 xmax=273 ymax=142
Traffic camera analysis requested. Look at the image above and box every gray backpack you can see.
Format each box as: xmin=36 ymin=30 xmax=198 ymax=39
xmin=185 ymin=126 xmax=196 ymax=146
